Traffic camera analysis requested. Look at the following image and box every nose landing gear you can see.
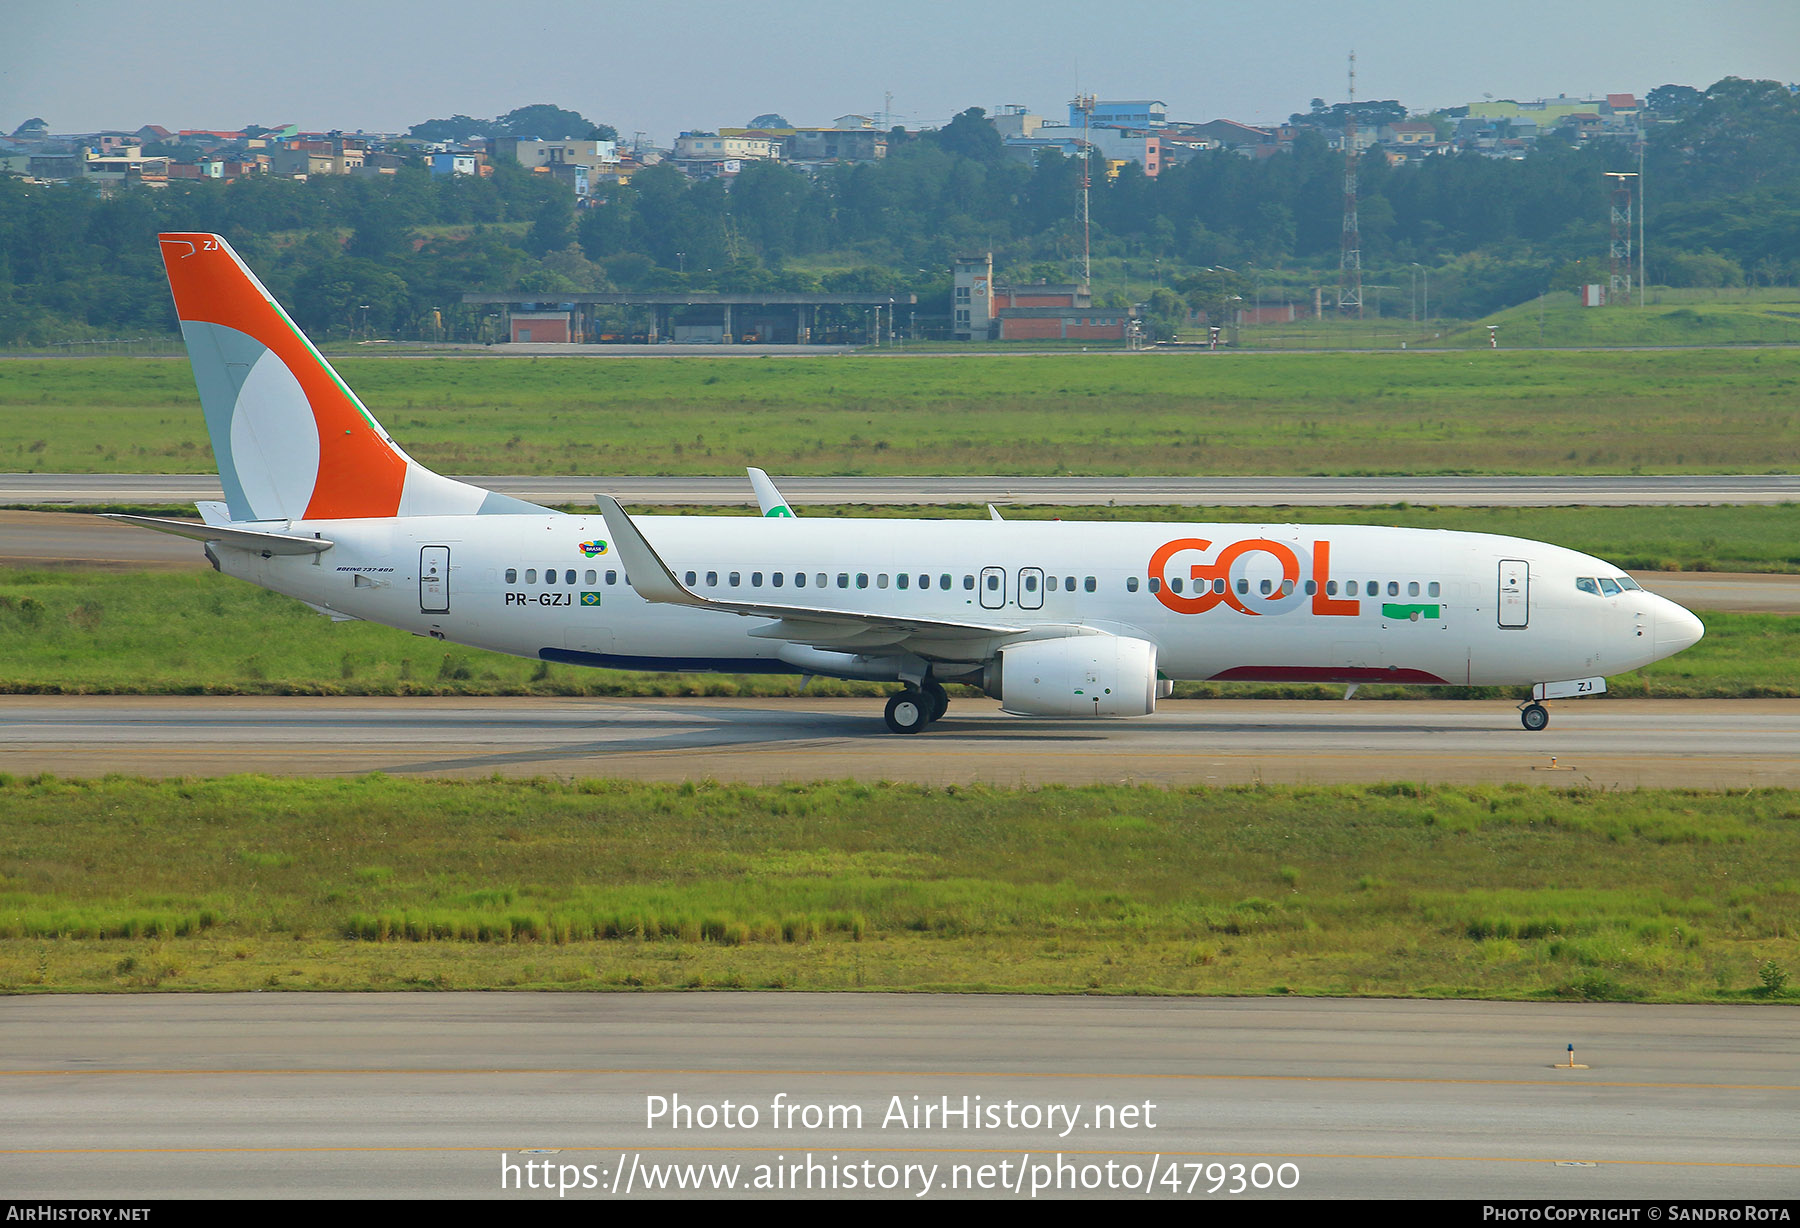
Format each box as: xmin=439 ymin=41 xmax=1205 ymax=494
xmin=1520 ymin=701 xmax=1550 ymax=731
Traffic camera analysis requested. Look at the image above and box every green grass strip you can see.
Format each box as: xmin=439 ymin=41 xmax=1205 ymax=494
xmin=1 ymin=775 xmax=1795 ymax=1000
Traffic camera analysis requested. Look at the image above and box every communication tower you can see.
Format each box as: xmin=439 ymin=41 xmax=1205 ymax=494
xmin=1604 ymin=171 xmax=1638 ymax=304
xmin=1071 ymin=93 xmax=1095 ymax=291
xmin=1339 ymin=52 xmax=1363 ymax=317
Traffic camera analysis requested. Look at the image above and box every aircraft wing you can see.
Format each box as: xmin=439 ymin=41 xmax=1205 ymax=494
xmin=595 ymin=496 xmax=1027 ymax=652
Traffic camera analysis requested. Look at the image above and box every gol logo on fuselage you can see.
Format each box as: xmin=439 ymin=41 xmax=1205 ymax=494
xmin=1147 ymin=537 xmax=1360 ymax=617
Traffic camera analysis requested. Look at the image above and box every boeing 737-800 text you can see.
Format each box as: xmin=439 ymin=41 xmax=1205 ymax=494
xmin=113 ymin=234 xmax=1704 ymax=734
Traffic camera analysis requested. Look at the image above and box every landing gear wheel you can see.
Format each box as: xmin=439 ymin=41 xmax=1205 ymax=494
xmin=1520 ymin=702 xmax=1550 ymax=732
xmin=922 ymin=680 xmax=949 ymax=722
xmin=884 ymin=691 xmax=929 ymax=735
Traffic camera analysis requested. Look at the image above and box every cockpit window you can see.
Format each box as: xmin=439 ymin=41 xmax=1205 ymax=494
xmin=1575 ymin=577 xmax=1600 ymax=596
xmin=1616 ymin=576 xmax=1642 ymax=591
xmin=1598 ymin=577 xmax=1621 ymax=596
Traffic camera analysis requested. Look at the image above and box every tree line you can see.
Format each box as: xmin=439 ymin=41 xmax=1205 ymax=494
xmin=0 ymin=77 xmax=1794 ymax=345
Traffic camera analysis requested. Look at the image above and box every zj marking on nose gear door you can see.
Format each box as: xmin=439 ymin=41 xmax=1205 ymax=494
xmin=1498 ymin=558 xmax=1528 ymax=629
xmin=421 ymin=546 xmax=450 ymax=613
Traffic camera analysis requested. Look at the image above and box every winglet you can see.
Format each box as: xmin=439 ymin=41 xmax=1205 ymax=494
xmin=988 ymin=503 xmax=1006 ymax=522
xmin=593 ymin=496 xmax=708 ymax=608
xmin=747 ymin=467 xmax=796 ymax=517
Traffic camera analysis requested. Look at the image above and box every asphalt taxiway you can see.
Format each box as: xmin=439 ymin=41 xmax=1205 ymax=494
xmin=5 ymin=696 xmax=1798 ymax=788
xmin=3 ymin=994 xmax=1794 ymax=1200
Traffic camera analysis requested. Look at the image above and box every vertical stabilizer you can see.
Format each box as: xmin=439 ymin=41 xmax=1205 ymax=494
xmin=159 ymin=232 xmax=545 ymax=522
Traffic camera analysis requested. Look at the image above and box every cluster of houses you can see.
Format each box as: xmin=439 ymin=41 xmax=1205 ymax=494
xmin=0 ymin=89 xmax=1656 ymax=194
xmin=986 ymin=91 xmax=1650 ymax=180
xmin=0 ymin=121 xmax=662 ymax=193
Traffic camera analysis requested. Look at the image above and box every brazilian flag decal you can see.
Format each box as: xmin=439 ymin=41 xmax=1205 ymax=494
xmin=580 ymin=592 xmax=602 ymax=607
xmin=1383 ymin=603 xmax=1440 ymax=620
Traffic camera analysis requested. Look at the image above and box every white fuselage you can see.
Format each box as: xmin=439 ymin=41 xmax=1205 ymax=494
xmin=211 ymin=512 xmax=1703 ymax=691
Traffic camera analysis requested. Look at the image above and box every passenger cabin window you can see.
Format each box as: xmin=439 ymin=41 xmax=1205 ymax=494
xmin=1345 ymin=581 xmax=1357 ymax=597
xmin=816 ymin=574 xmax=827 ymax=588
xmin=1408 ymin=581 xmax=1420 ymax=597
xmin=963 ymin=575 xmax=975 ymax=590
xmin=607 ymin=570 xmax=618 ymax=585
xmin=1084 ymin=577 xmax=1096 ymax=593
xmin=1169 ymin=578 xmax=1183 ymax=594
xmin=857 ymin=573 xmax=869 ymax=589
xmin=1428 ymin=582 xmax=1441 ymax=598
xmin=940 ymin=575 xmax=952 ymax=590
xmin=729 ymin=572 xmax=741 ymax=587
xmin=838 ymin=573 xmax=850 ymax=589
xmin=1387 ymin=582 xmax=1399 ymax=597
xmin=525 ymin=569 xmax=537 ymax=584
xmin=1148 ymin=578 xmax=1161 ymax=593
xmin=505 ymin=568 xmax=517 ymax=583
xmin=684 ymin=571 xmax=697 ymax=585
xmin=1126 ymin=576 xmax=1139 ymax=592
xmin=772 ymin=572 xmax=784 ymax=587
xmin=585 ymin=570 xmax=596 ymax=584
xmin=877 ymin=574 xmax=889 ymax=589
xmin=565 ymin=570 xmax=577 ymax=585
xmin=750 ymin=571 xmax=763 ymax=587
xmin=1047 ymin=576 xmax=1058 ymax=592
xmin=897 ymin=574 xmax=910 ymax=590
xmin=705 ymin=571 xmax=718 ymax=587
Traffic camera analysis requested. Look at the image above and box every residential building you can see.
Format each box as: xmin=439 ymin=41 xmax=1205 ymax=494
xmin=990 ymin=106 xmax=1044 ymax=140
xmin=495 ymin=137 xmax=621 ymax=174
xmin=1074 ymin=99 xmax=1168 ymax=129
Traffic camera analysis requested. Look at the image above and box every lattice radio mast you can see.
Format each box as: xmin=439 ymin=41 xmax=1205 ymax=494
xmin=1071 ymin=93 xmax=1095 ymax=290
xmin=1339 ymin=51 xmax=1363 ymax=317
xmin=1604 ymin=170 xmax=1637 ymax=305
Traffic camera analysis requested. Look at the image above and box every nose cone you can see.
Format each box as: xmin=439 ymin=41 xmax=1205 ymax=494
xmin=1654 ymin=597 xmax=1705 ymax=658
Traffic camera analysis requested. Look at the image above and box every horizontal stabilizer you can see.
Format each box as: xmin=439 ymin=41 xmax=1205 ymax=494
xmin=103 ymin=514 xmax=333 ymax=555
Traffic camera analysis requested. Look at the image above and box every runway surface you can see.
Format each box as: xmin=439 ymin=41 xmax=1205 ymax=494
xmin=3 ymin=994 xmax=1793 ymax=1200
xmin=8 ymin=471 xmax=1800 ymax=506
xmin=5 ymin=511 xmax=1799 ymax=615
xmin=5 ymin=696 xmax=1798 ymax=788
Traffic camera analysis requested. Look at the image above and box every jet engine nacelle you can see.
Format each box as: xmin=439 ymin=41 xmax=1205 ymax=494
xmin=989 ymin=635 xmax=1159 ymax=718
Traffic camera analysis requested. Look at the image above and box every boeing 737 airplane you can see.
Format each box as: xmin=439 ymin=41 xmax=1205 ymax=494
xmin=113 ymin=233 xmax=1705 ymax=734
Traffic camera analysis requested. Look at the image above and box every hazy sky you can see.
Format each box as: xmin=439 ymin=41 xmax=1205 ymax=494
xmin=5 ymin=0 xmax=1796 ymax=141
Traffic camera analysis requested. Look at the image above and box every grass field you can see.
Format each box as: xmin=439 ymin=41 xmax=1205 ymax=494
xmin=1440 ymin=287 xmax=1800 ymax=350
xmin=0 ymin=562 xmax=1791 ymax=699
xmin=6 ymin=349 xmax=1800 ymax=476
xmin=1 ymin=775 xmax=1794 ymax=1000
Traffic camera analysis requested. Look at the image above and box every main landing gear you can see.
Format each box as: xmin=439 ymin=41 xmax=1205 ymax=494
xmin=1519 ymin=702 xmax=1550 ymax=732
xmin=883 ymin=680 xmax=950 ymax=735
